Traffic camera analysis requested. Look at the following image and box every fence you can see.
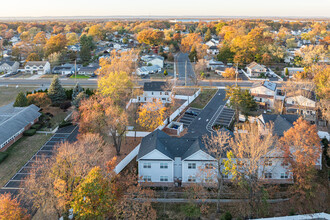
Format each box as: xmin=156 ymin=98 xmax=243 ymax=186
xmin=114 ymin=144 xmax=140 ymax=174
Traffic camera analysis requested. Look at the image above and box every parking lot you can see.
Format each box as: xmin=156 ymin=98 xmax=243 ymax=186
xmin=212 ymin=107 xmax=235 ymax=128
xmin=178 ymin=108 xmax=202 ymax=127
xmin=0 ymin=125 xmax=78 ymax=196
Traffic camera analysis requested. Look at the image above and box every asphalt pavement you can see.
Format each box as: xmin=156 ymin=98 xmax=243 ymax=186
xmin=175 ymin=53 xmax=196 ymax=85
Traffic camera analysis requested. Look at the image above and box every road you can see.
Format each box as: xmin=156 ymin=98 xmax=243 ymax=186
xmin=175 ymin=53 xmax=196 ymax=85
xmin=0 ymin=78 xmax=255 ymax=88
xmin=135 ymin=198 xmax=289 ymax=204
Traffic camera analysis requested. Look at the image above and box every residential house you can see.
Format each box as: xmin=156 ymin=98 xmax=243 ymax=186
xmin=138 ymin=81 xmax=172 ymax=103
xmin=207 ymin=59 xmax=224 ymax=71
xmin=67 ymin=44 xmax=81 ymax=52
xmin=283 ymin=67 xmax=304 ymax=78
xmin=205 ymin=39 xmax=218 ymax=47
xmin=136 ymin=65 xmax=162 ymax=76
xmin=250 ymin=81 xmax=285 ymax=109
xmin=246 ymin=62 xmax=267 ymax=77
xmin=137 ymin=127 xmax=299 ymax=186
xmin=25 ymin=61 xmax=51 ymax=75
xmin=0 ymin=60 xmax=19 ymax=73
xmin=52 ymin=63 xmax=75 ymax=75
xmin=141 ymin=55 xmax=164 ymax=68
xmin=285 ymin=90 xmax=316 ymax=121
xmin=77 ymin=64 xmax=99 ymax=76
xmin=207 ymin=46 xmax=219 ymax=55
xmin=0 ymin=104 xmax=41 ymax=151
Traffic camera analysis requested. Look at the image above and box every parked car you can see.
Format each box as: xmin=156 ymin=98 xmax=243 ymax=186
xmin=186 ymin=110 xmax=198 ymax=116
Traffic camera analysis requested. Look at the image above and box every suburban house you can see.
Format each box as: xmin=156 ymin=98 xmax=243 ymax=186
xmin=141 ymin=55 xmax=164 ymax=68
xmin=25 ymin=61 xmax=51 ymax=75
xmin=246 ymin=62 xmax=267 ymax=77
xmin=285 ymin=90 xmax=316 ymax=121
xmin=138 ymin=81 xmax=172 ymax=103
xmin=207 ymin=46 xmax=219 ymax=55
xmin=67 ymin=44 xmax=81 ymax=52
xmin=250 ymin=81 xmax=285 ymax=109
xmin=0 ymin=104 xmax=41 ymax=151
xmin=0 ymin=60 xmax=19 ymax=73
xmin=283 ymin=67 xmax=305 ymax=78
xmin=137 ymin=127 xmax=302 ymax=186
xmin=52 ymin=63 xmax=76 ymax=75
xmin=205 ymin=39 xmax=219 ymax=47
xmin=207 ymin=59 xmax=224 ymax=71
xmin=136 ymin=65 xmax=162 ymax=76
xmin=77 ymin=65 xmax=99 ymax=76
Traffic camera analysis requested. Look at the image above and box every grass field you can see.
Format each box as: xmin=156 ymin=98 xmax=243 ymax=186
xmin=70 ymin=74 xmax=90 ymax=79
xmin=0 ymin=86 xmax=37 ymax=107
xmin=189 ymin=89 xmax=217 ymax=109
xmin=0 ymin=134 xmax=51 ymax=187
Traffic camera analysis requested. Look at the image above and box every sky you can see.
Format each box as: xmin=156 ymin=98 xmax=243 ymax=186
xmin=1 ymin=0 xmax=329 ymax=17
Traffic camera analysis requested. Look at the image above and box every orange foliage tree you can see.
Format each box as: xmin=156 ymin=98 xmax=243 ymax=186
xmin=0 ymin=193 xmax=30 ymax=220
xmin=27 ymin=92 xmax=51 ymax=107
xmin=280 ymin=118 xmax=322 ymax=193
xmin=222 ymin=68 xmax=236 ymax=79
xmin=78 ymin=95 xmax=128 ymax=155
xmin=180 ymin=33 xmax=202 ymax=53
xmin=137 ymin=29 xmax=164 ymax=46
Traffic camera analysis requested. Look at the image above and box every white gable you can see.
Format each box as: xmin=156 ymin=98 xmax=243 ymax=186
xmin=183 ymin=150 xmax=215 ymax=161
xmin=139 ymin=149 xmax=172 ymax=160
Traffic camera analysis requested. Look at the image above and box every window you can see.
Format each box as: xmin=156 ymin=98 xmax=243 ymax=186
xmin=151 ymin=92 xmax=154 ymax=95
xmin=264 ymin=159 xmax=272 ymax=166
xmin=265 ymin=173 xmax=272 ymax=179
xmin=188 ymin=176 xmax=196 ymax=182
xmin=205 ymin=163 xmax=214 ymax=169
xmin=281 ymin=173 xmax=288 ymax=179
xmin=292 ymin=101 xmax=295 ymax=104
xmin=188 ymin=163 xmax=196 ymax=169
xmin=143 ymin=163 xmax=151 ymax=169
xmin=223 ymin=174 xmax=229 ymax=179
xmin=165 ymin=92 xmax=169 ymax=95
xmin=160 ymin=92 xmax=162 ymax=95
xmin=160 ymin=163 xmax=168 ymax=169
xmin=143 ymin=176 xmax=151 ymax=182
xmin=160 ymin=176 xmax=168 ymax=182
xmin=282 ymin=161 xmax=289 ymax=167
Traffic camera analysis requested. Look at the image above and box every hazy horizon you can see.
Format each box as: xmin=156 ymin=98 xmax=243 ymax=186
xmin=2 ymin=0 xmax=330 ymax=18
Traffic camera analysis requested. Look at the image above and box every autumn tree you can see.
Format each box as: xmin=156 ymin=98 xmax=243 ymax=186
xmin=222 ymin=67 xmax=236 ymax=79
xmin=26 ymin=52 xmax=40 ymax=61
xmin=66 ymin=32 xmax=79 ymax=45
xmin=72 ymin=92 xmax=87 ymax=108
xmin=33 ymin=31 xmax=47 ymax=45
xmin=78 ymin=95 xmax=128 ymax=155
xmin=226 ymin=122 xmax=277 ymax=218
xmin=44 ymin=34 xmax=67 ymax=56
xmin=0 ymin=193 xmax=30 ymax=220
xmin=137 ymin=101 xmax=167 ymax=131
xmin=27 ymin=92 xmax=51 ymax=107
xmin=280 ymin=118 xmax=322 ymax=194
xmin=204 ymin=28 xmax=212 ymax=42
xmin=22 ymin=133 xmax=112 ymax=218
xmin=181 ymin=33 xmax=202 ymax=53
xmin=203 ymin=129 xmax=232 ymax=213
xmin=88 ymin=24 xmax=105 ymax=40
xmin=137 ymin=29 xmax=164 ymax=46
xmin=71 ymin=167 xmax=117 ymax=219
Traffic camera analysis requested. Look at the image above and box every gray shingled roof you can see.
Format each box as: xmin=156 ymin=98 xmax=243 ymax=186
xmin=143 ymin=81 xmax=171 ymax=92
xmin=137 ymin=129 xmax=207 ymax=160
xmin=0 ymin=104 xmax=41 ymax=145
xmin=261 ymin=114 xmax=299 ymax=137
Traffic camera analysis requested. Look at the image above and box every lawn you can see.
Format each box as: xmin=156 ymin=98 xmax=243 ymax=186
xmin=70 ymin=74 xmax=90 ymax=79
xmin=0 ymin=86 xmax=37 ymax=107
xmin=39 ymin=107 xmax=71 ymax=131
xmin=0 ymin=133 xmax=51 ymax=187
xmin=188 ymin=89 xmax=217 ymax=109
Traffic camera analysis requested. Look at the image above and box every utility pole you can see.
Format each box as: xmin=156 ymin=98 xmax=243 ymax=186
xmin=74 ymin=59 xmax=77 ymax=82
xmin=185 ymin=60 xmax=187 ymax=87
xmin=174 ymin=54 xmax=176 ymax=87
xmin=235 ymin=62 xmax=238 ymax=86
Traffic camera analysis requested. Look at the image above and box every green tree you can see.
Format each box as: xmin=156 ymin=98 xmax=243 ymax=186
xmin=72 ymin=82 xmax=83 ymax=100
xmin=80 ymin=35 xmax=95 ymax=64
xmin=285 ymin=68 xmax=289 ymax=76
xmin=217 ymin=45 xmax=234 ymax=63
xmin=188 ymin=45 xmax=198 ymax=62
xmin=71 ymin=167 xmax=117 ymax=219
xmin=13 ymin=92 xmax=28 ymax=107
xmin=72 ymin=92 xmax=87 ymax=108
xmin=48 ymin=75 xmax=67 ymax=105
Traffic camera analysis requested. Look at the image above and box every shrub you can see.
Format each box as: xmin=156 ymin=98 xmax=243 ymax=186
xmin=23 ymin=129 xmax=36 ymax=136
xmin=60 ymin=101 xmax=72 ymax=110
xmin=13 ymin=92 xmax=28 ymax=107
xmin=31 ymin=124 xmax=42 ymax=130
xmin=180 ymin=204 xmax=200 ymax=218
xmin=0 ymin=152 xmax=9 ymax=164
xmin=221 ymin=211 xmax=232 ymax=220
xmin=59 ymin=120 xmax=72 ymax=128
xmin=27 ymin=93 xmax=51 ymax=107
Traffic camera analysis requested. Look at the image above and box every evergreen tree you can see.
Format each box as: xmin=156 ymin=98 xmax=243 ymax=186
xmin=13 ymin=92 xmax=28 ymax=107
xmin=188 ymin=45 xmax=198 ymax=62
xmin=72 ymin=82 xmax=83 ymax=100
xmin=72 ymin=92 xmax=87 ymax=108
xmin=48 ymin=75 xmax=66 ymax=106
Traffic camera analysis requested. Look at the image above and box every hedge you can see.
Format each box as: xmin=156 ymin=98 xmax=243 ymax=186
xmin=31 ymin=124 xmax=42 ymax=130
xmin=23 ymin=129 xmax=36 ymax=136
xmin=59 ymin=120 xmax=72 ymax=128
xmin=0 ymin=152 xmax=9 ymax=164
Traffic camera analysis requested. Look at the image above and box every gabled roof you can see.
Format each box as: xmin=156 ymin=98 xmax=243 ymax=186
xmin=0 ymin=104 xmax=41 ymax=145
xmin=137 ymin=129 xmax=208 ymax=160
xmin=260 ymin=114 xmax=299 ymax=137
xmin=0 ymin=60 xmax=17 ymax=67
xmin=252 ymin=81 xmax=277 ymax=91
xmin=247 ymin=62 xmax=266 ymax=71
xmin=286 ymin=89 xmax=316 ymax=101
xmin=143 ymin=81 xmax=171 ymax=92
xmin=25 ymin=61 xmax=49 ymax=66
